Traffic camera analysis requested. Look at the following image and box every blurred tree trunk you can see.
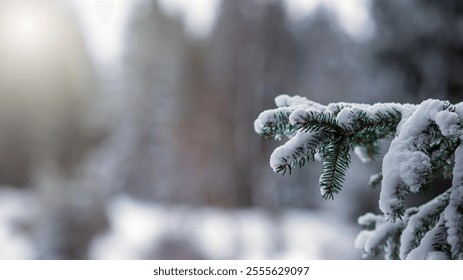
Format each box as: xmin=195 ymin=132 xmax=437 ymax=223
xmin=178 ymin=0 xmax=303 ymax=208
xmin=99 ymin=0 xmax=187 ymax=203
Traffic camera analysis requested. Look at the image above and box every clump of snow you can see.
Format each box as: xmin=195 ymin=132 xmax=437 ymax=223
xmin=274 ymin=94 xmax=325 ymax=109
xmin=366 ymin=102 xmax=404 ymax=116
xmin=355 ymin=213 xmax=381 ymax=255
xmin=399 ymin=151 xmax=431 ymax=192
xmin=288 ymin=107 xmax=332 ymax=126
xmin=275 ymin=94 xmax=293 ymax=107
xmin=399 ymin=191 xmax=450 ymax=259
xmin=435 ymin=110 xmax=460 ymax=137
xmin=269 ymin=130 xmax=325 ymax=172
xmin=443 ymin=146 xmax=463 ymax=257
xmin=406 ymin=217 xmax=447 ymax=260
xmin=254 ymin=107 xmax=292 ymax=135
xmin=379 ymin=99 xmax=447 ymax=218
xmin=336 ymin=107 xmax=362 ymax=129
xmin=444 ymin=186 xmax=463 ymax=257
xmin=357 ymin=212 xmax=381 ymax=226
xmin=288 ymin=108 xmax=309 ymax=125
xmin=354 ymin=230 xmax=372 ymax=252
xmin=255 ymin=95 xmax=329 ymax=136
xmin=356 ymin=225 xmax=388 ymax=255
xmin=355 ymin=212 xmax=402 ymax=258
xmin=426 ymin=251 xmax=448 ymax=260
xmin=454 ymin=102 xmax=463 ymax=120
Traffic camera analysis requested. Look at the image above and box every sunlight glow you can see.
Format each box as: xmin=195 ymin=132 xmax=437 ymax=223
xmin=14 ymin=14 xmax=42 ymax=43
xmin=0 ymin=2 xmax=52 ymax=53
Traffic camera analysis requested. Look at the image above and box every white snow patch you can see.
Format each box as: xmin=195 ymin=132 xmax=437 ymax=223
xmin=275 ymin=94 xmax=326 ymax=110
xmin=89 ymin=196 xmax=169 ymax=259
xmin=354 ymin=230 xmax=372 ymax=251
xmin=399 ymin=151 xmax=431 ymax=192
xmin=336 ymin=107 xmax=362 ymax=129
xmin=406 ymin=217 xmax=446 ymax=260
xmin=90 ymin=195 xmax=357 ymax=259
xmin=191 ymin=209 xmax=238 ymax=259
xmin=435 ymin=110 xmax=460 ymax=137
xmin=0 ymin=188 xmax=37 ymax=259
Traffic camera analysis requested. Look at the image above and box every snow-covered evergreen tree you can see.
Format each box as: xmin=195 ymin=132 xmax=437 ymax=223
xmin=255 ymin=94 xmax=463 ymax=260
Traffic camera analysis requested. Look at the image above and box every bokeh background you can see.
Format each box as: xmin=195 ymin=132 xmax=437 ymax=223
xmin=0 ymin=0 xmax=462 ymax=259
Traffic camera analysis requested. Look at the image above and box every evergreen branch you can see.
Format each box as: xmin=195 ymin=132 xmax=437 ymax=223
xmin=350 ymin=109 xmax=402 ymax=146
xmin=444 ymin=145 xmax=463 ymax=259
xmin=254 ymin=109 xmax=299 ymax=139
xmin=339 ymin=108 xmax=402 ymax=162
xmin=256 ymin=96 xmax=463 ymax=260
xmin=444 ymin=187 xmax=463 ymax=259
xmin=430 ymin=219 xmax=453 ymax=260
xmin=270 ymin=130 xmax=329 ymax=175
xmin=399 ymin=189 xmax=451 ymax=259
xmin=385 ymin=229 xmax=402 ymax=260
xmin=289 ymin=109 xmax=340 ymax=134
xmin=319 ymin=138 xmax=351 ymax=200
xmin=355 ymin=213 xmax=406 ymax=258
xmin=429 ymin=136 xmax=461 ymax=179
xmin=380 ymin=100 xmax=449 ymax=221
xmin=407 ymin=214 xmax=449 ymax=259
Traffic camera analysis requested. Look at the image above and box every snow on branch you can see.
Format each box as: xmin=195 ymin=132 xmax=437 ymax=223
xmin=255 ymin=95 xmax=463 ymax=259
xmin=355 ymin=212 xmax=406 ymax=259
xmin=443 ymin=145 xmax=463 ymax=259
xmin=399 ymin=189 xmax=451 ymax=259
xmin=379 ymin=99 xmax=460 ymax=221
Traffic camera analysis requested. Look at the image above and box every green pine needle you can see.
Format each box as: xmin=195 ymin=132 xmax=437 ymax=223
xmin=320 ymin=138 xmax=351 ymax=200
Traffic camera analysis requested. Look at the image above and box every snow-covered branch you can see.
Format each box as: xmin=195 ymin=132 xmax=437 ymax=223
xmin=255 ymin=95 xmax=463 ymax=259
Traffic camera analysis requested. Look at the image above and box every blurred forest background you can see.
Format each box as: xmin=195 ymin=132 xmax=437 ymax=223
xmin=0 ymin=0 xmax=462 ymax=259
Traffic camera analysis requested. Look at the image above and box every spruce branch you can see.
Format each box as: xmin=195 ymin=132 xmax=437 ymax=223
xmin=319 ymin=138 xmax=351 ymax=200
xmin=429 ymin=136 xmax=461 ymax=179
xmin=355 ymin=212 xmax=407 ymax=258
xmin=290 ymin=108 xmax=340 ymax=134
xmin=255 ymin=96 xmax=463 ymax=259
xmin=349 ymin=109 xmax=401 ymax=145
xmin=399 ymin=189 xmax=451 ymax=259
xmin=254 ymin=109 xmax=298 ymax=139
xmin=443 ymin=145 xmax=463 ymax=259
xmin=270 ymin=130 xmax=329 ymax=175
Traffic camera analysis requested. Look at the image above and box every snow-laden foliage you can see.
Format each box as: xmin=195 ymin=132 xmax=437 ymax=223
xmin=255 ymin=95 xmax=463 ymax=259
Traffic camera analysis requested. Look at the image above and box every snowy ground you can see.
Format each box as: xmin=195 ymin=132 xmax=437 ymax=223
xmin=0 ymin=187 xmax=37 ymax=259
xmin=0 ymin=188 xmax=359 ymax=259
